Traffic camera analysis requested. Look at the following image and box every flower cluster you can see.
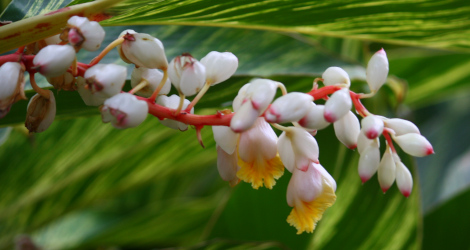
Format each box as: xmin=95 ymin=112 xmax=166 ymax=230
xmin=0 ymin=15 xmax=434 ymax=234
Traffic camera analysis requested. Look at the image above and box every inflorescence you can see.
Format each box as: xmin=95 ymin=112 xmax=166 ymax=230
xmin=0 ymin=16 xmax=434 ymax=234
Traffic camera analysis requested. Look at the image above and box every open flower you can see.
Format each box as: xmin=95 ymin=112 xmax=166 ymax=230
xmin=278 ymin=126 xmax=319 ymax=172
xmin=286 ymin=162 xmax=336 ymax=234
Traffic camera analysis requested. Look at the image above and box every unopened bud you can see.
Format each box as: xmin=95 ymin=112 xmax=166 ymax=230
xmin=378 ymin=145 xmax=395 ymax=193
xmin=25 ymin=91 xmax=56 ymax=133
xmin=357 ymin=129 xmax=379 ymax=154
xmin=79 ymin=64 xmax=127 ymax=106
xmin=358 ymin=144 xmax=380 ymax=183
xmin=101 ymin=93 xmax=148 ymax=129
xmin=395 ymin=161 xmax=413 ymax=197
xmin=361 ymin=115 xmax=384 ymax=139
xmin=265 ymin=92 xmax=313 ymax=123
xmin=65 ymin=16 xmax=105 ymax=51
xmin=298 ymin=103 xmax=330 ymax=130
xmin=393 ymin=133 xmax=434 ymax=157
xmin=278 ymin=127 xmax=319 ymax=172
xmin=131 ymin=67 xmax=171 ymax=97
xmin=47 ymin=71 xmax=75 ymax=91
xmin=0 ymin=62 xmax=26 ymax=118
xmin=245 ymin=78 xmax=278 ymax=112
xmin=333 ymin=111 xmax=360 ymax=149
xmin=33 ymin=45 xmax=76 ymax=77
xmin=200 ymin=51 xmax=238 ymax=85
xmin=156 ymin=95 xmax=194 ymax=131
xmin=232 ymin=83 xmax=250 ymax=112
xmin=324 ymin=88 xmax=352 ymax=123
xmin=118 ymin=30 xmax=168 ymax=70
xmin=366 ymin=49 xmax=389 ymax=92
xmin=384 ymin=118 xmax=420 ymax=136
xmin=168 ymin=54 xmax=206 ymax=96
xmin=322 ymin=66 xmax=350 ymax=87
xmin=230 ymin=101 xmax=259 ymax=132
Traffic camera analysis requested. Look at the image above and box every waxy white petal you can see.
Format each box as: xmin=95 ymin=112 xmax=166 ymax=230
xmin=378 ymin=145 xmax=396 ymax=192
xmin=395 ymin=161 xmax=413 ymax=197
xmin=230 ymin=101 xmax=259 ymax=132
xmin=245 ymin=79 xmax=278 ymax=112
xmin=384 ymin=118 xmax=420 ymax=136
xmin=333 ymin=111 xmax=360 ymax=149
xmin=322 ymin=66 xmax=350 ymax=87
xmin=238 ymin=118 xmax=277 ymax=163
xmin=265 ymin=92 xmax=313 ymax=123
xmin=232 ymin=83 xmax=250 ymax=112
xmin=0 ymin=62 xmax=25 ymax=118
xmin=201 ymin=51 xmax=238 ymax=85
xmin=278 ymin=127 xmax=319 ymax=172
xmin=168 ymin=54 xmax=206 ymax=96
xmin=358 ymin=144 xmax=380 ymax=183
xmin=67 ymin=16 xmax=105 ymax=51
xmin=216 ymin=145 xmax=240 ymax=186
xmin=212 ymin=125 xmax=238 ymax=154
xmin=131 ymin=67 xmax=171 ymax=97
xmin=299 ymin=103 xmax=330 ymax=130
xmin=119 ymin=30 xmax=168 ymax=70
xmin=357 ymin=129 xmax=380 ymax=154
xmin=33 ymin=45 xmax=76 ymax=77
xmin=361 ymin=115 xmax=384 ymax=139
xmin=324 ymin=88 xmax=352 ymax=123
xmin=101 ymin=93 xmax=148 ymax=129
xmin=366 ymin=49 xmax=389 ymax=92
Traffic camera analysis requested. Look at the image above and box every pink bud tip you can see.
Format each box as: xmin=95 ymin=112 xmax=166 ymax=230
xmin=426 ymin=146 xmax=435 ymax=155
xmin=377 ymin=48 xmax=386 ymax=55
xmin=251 ymin=100 xmax=260 ymax=110
xmin=366 ymin=130 xmax=378 ymax=139
xmin=324 ymin=111 xmax=336 ymax=123
xmin=298 ymin=117 xmax=307 ymax=127
xmin=360 ymin=176 xmax=369 ymax=183
xmin=68 ymin=28 xmax=83 ymax=45
xmin=382 ymin=187 xmax=389 ymax=193
xmin=348 ymin=144 xmax=357 ymax=150
xmin=402 ymin=191 xmax=410 ymax=198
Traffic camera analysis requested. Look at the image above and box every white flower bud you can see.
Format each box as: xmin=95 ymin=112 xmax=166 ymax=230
xmin=393 ymin=133 xmax=434 ymax=157
xmin=216 ymin=145 xmax=240 ymax=186
xmin=230 ymin=101 xmax=259 ymax=132
xmin=333 ymin=111 xmax=360 ymax=149
xmin=212 ymin=125 xmax=238 ymax=154
xmin=200 ymin=51 xmax=238 ymax=85
xmin=378 ymin=145 xmax=396 ymax=192
xmin=324 ymin=88 xmax=352 ymax=123
xmin=156 ymin=94 xmax=194 ymax=131
xmin=0 ymin=62 xmax=26 ymax=118
xmin=395 ymin=160 xmax=413 ymax=197
xmin=66 ymin=16 xmax=105 ymax=51
xmin=33 ymin=45 xmax=76 ymax=77
xmin=366 ymin=49 xmax=389 ymax=92
xmin=245 ymin=78 xmax=278 ymax=112
xmin=322 ymin=66 xmax=350 ymax=87
xmin=80 ymin=64 xmax=127 ymax=106
xmin=47 ymin=71 xmax=75 ymax=91
xmin=298 ymin=103 xmax=330 ymax=130
xmin=357 ymin=129 xmax=379 ymax=154
xmin=101 ymin=93 xmax=148 ymax=129
xmin=278 ymin=127 xmax=319 ymax=172
xmin=25 ymin=91 xmax=56 ymax=133
xmin=361 ymin=115 xmax=384 ymax=139
xmin=118 ymin=30 xmax=168 ymax=70
xmin=168 ymin=54 xmax=206 ymax=96
xmin=265 ymin=92 xmax=313 ymax=123
xmin=131 ymin=67 xmax=171 ymax=97
xmin=232 ymin=83 xmax=250 ymax=112
xmin=384 ymin=118 xmax=420 ymax=136
xmin=358 ymin=144 xmax=380 ymax=183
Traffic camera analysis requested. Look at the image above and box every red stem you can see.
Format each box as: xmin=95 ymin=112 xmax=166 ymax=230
xmin=307 ymin=85 xmax=341 ymax=100
xmin=382 ymin=129 xmax=397 ymax=153
xmin=350 ymin=91 xmax=369 ymax=117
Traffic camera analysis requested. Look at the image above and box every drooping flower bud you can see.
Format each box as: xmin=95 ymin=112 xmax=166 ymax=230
xmin=25 ymin=91 xmax=56 ymax=133
xmin=168 ymin=53 xmax=206 ymax=96
xmin=131 ymin=67 xmax=171 ymax=97
xmin=79 ymin=64 xmax=127 ymax=106
xmin=118 ymin=30 xmax=168 ymax=70
xmin=333 ymin=111 xmax=360 ymax=149
xmin=212 ymin=125 xmax=238 ymax=155
xmin=395 ymin=160 xmax=413 ymax=197
xmin=200 ymin=51 xmax=238 ymax=85
xmin=230 ymin=101 xmax=259 ymax=132
xmin=361 ymin=115 xmax=384 ymax=139
xmin=393 ymin=133 xmax=434 ymax=157
xmin=232 ymin=83 xmax=250 ymax=112
xmin=100 ymin=93 xmax=148 ymax=129
xmin=377 ymin=145 xmax=396 ymax=193
xmin=358 ymin=144 xmax=380 ymax=183
xmin=357 ymin=129 xmax=380 ymax=154
xmin=216 ymin=145 xmax=240 ymax=187
xmin=298 ymin=103 xmax=330 ymax=130
xmin=264 ymin=92 xmax=313 ymax=123
xmin=0 ymin=62 xmax=26 ymax=118
xmin=384 ymin=118 xmax=420 ymax=136
xmin=33 ymin=45 xmax=76 ymax=77
xmin=156 ymin=94 xmax=194 ymax=131
xmin=322 ymin=66 xmax=350 ymax=87
xmin=278 ymin=127 xmax=319 ymax=172
xmin=245 ymin=79 xmax=278 ymax=112
xmin=64 ymin=16 xmax=105 ymax=51
xmin=324 ymin=88 xmax=352 ymax=123
xmin=366 ymin=49 xmax=389 ymax=93
xmin=47 ymin=71 xmax=75 ymax=91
